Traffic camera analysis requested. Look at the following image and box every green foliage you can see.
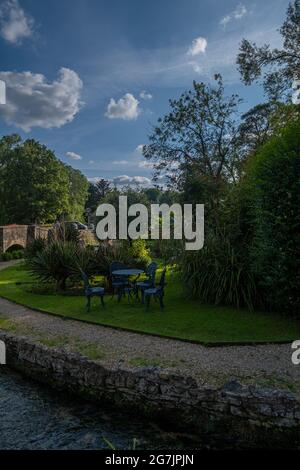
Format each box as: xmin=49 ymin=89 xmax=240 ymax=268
xmin=0 ymin=136 xmax=88 ymax=225
xmin=91 ymin=240 xmax=151 ymax=277
xmin=101 ymin=187 xmax=150 ymax=209
xmin=236 ymin=103 xmax=300 ymax=165
xmin=65 ymin=166 xmax=89 ymax=220
xmin=0 ymin=250 xmax=24 ymax=261
xmin=122 ymin=239 xmax=151 ymax=268
xmin=26 ymin=237 xmax=152 ymax=292
xmin=150 ymin=239 xmax=183 ymax=266
xmin=86 ymin=179 xmax=111 ymax=213
xmin=245 ymin=119 xmax=300 ymax=315
xmin=144 ymin=74 xmax=242 ymax=188
xmin=24 ymin=238 xmax=47 ymax=259
xmin=27 ymin=241 xmax=89 ymax=291
xmin=2 ymin=264 xmax=300 ymax=344
xmin=237 ymin=0 xmax=300 ymax=100
xmin=181 ymin=231 xmax=258 ymax=310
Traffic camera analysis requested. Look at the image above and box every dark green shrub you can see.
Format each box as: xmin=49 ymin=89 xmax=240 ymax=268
xmin=1 ymin=250 xmax=24 ymax=261
xmin=14 ymin=250 xmax=24 ymax=259
xmin=27 ymin=241 xmax=89 ymax=291
xmin=121 ymin=239 xmax=151 ymax=268
xmin=25 ymin=238 xmax=47 ymax=259
xmin=245 ymin=119 xmax=300 ymax=315
xmin=181 ymin=231 xmax=258 ymax=310
xmin=26 ymin=237 xmax=154 ymax=293
xmin=90 ymin=240 xmax=150 ymax=278
xmin=1 ymin=252 xmax=12 ymax=261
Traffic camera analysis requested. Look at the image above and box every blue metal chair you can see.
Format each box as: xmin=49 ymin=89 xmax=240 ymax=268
xmin=144 ymin=268 xmax=167 ymax=311
xmin=136 ymin=262 xmax=158 ymax=303
xmin=110 ymin=261 xmax=128 ymax=299
xmin=80 ymin=270 xmax=105 ymax=312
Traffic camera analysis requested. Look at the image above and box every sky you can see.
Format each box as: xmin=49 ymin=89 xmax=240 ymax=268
xmin=0 ymin=0 xmax=290 ymax=187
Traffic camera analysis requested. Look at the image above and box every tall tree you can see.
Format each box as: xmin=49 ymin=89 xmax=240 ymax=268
xmin=144 ymin=75 xmax=242 ymax=188
xmin=86 ymin=178 xmax=111 ymax=212
xmin=65 ymin=165 xmax=89 ymax=220
xmin=0 ymin=136 xmax=88 ymax=225
xmin=237 ymin=0 xmax=300 ymax=100
xmin=237 ymin=101 xmax=300 ymax=163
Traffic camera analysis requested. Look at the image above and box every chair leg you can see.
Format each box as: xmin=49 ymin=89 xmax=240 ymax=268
xmin=100 ymin=295 xmax=105 ymax=308
xmin=134 ymin=285 xmax=139 ymax=301
xmin=86 ymin=296 xmax=91 ymax=313
xmin=145 ymin=295 xmax=150 ymax=312
xmin=117 ymin=288 xmax=123 ymax=303
xmin=159 ymin=295 xmax=164 ymax=311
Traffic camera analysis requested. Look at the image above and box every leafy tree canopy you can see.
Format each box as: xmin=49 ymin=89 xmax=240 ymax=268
xmin=86 ymin=178 xmax=112 ymax=213
xmin=0 ymin=135 xmax=88 ymax=225
xmin=144 ymin=75 xmax=242 ymax=189
xmin=237 ymin=0 xmax=300 ymax=100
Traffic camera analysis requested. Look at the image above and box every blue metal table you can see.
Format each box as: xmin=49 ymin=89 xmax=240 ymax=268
xmin=112 ymin=269 xmax=144 ymax=277
xmin=112 ymin=269 xmax=144 ymax=302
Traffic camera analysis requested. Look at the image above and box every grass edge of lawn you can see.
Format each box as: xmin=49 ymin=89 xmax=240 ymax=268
xmin=0 ymin=292 xmax=293 ymax=348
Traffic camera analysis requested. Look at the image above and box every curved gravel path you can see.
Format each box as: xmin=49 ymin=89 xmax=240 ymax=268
xmin=0 ymin=262 xmax=299 ymax=391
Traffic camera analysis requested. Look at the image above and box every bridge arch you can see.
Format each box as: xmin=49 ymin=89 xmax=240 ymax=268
xmin=0 ymin=224 xmax=49 ymax=254
xmin=5 ymin=242 xmax=25 ymax=252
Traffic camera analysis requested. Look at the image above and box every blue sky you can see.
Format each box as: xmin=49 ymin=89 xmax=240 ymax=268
xmin=0 ymin=0 xmax=290 ymax=186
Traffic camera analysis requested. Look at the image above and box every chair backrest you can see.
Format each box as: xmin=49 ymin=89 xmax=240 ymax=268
xmin=158 ymin=268 xmax=167 ymax=288
xmin=80 ymin=270 xmax=91 ymax=289
xmin=147 ymin=262 xmax=158 ymax=286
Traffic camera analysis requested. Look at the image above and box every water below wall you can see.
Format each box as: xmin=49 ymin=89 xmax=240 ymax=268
xmin=0 ymin=368 xmax=197 ymax=450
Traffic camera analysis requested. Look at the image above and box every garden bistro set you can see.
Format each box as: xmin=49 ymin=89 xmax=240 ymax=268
xmin=81 ymin=261 xmax=167 ymax=312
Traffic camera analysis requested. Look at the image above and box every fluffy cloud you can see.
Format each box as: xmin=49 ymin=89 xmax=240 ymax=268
xmin=140 ymin=90 xmax=152 ymax=100
xmin=0 ymin=0 xmax=34 ymax=45
xmin=88 ymin=177 xmax=102 ymax=184
xmin=0 ymin=67 xmax=83 ymax=131
xmin=66 ymin=151 xmax=82 ymax=161
xmin=113 ymin=175 xmax=151 ymax=186
xmin=220 ymin=4 xmax=248 ymax=28
xmin=187 ymin=37 xmax=207 ymax=56
xmin=105 ymin=93 xmax=140 ymax=120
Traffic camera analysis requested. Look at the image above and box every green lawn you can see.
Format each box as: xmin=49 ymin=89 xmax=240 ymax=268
xmin=0 ymin=263 xmax=299 ymax=344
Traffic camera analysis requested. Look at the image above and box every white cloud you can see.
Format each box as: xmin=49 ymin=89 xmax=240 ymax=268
xmin=113 ymin=175 xmax=151 ymax=186
xmin=89 ymin=160 xmax=94 ymax=165
xmin=0 ymin=0 xmax=34 ymax=45
xmin=0 ymin=67 xmax=83 ymax=131
xmin=187 ymin=37 xmax=207 ymax=56
xmin=113 ymin=160 xmax=129 ymax=165
xmin=105 ymin=93 xmax=140 ymax=120
xmin=140 ymin=90 xmax=152 ymax=100
xmin=66 ymin=151 xmax=82 ymax=161
xmin=138 ymin=160 xmax=153 ymax=169
xmin=135 ymin=144 xmax=146 ymax=154
xmin=88 ymin=177 xmax=103 ymax=184
xmin=220 ymin=4 xmax=248 ymax=28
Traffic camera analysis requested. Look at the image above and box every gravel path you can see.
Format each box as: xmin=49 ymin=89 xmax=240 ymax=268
xmin=0 ymin=262 xmax=299 ymax=391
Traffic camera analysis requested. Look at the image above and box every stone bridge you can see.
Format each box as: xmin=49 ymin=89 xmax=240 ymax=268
xmin=0 ymin=225 xmax=50 ymax=253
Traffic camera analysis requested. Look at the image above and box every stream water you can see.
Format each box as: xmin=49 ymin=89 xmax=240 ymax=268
xmin=0 ymin=368 xmax=195 ymax=450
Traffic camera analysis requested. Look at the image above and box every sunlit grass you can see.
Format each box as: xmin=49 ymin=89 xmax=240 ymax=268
xmin=0 ymin=264 xmax=299 ymax=344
